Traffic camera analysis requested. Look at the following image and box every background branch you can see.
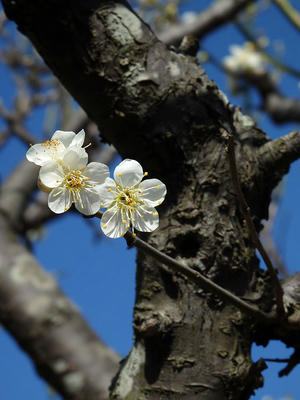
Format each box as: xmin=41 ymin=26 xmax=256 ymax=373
xmin=158 ymin=0 xmax=253 ymax=45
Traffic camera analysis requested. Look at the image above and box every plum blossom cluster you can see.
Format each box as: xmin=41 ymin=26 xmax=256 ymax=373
xmin=26 ymin=130 xmax=166 ymax=238
xmin=223 ymin=42 xmax=266 ymax=74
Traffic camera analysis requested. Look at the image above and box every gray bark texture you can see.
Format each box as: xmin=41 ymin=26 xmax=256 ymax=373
xmin=1 ymin=0 xmax=300 ymax=399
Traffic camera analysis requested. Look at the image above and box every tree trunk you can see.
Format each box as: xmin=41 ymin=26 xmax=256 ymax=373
xmin=2 ymin=1 xmax=300 ymax=399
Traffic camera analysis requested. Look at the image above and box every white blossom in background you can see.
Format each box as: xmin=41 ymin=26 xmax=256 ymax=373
xmin=181 ymin=11 xmax=197 ymax=25
xmin=26 ymin=129 xmax=86 ymax=166
xmin=99 ymin=159 xmax=166 ymax=238
xmin=39 ymin=146 xmax=109 ymax=215
xmin=223 ymin=42 xmax=266 ymax=74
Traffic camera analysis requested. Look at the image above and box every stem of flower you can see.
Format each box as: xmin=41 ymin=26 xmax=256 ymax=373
xmin=93 ymin=211 xmax=276 ymax=323
xmin=222 ymin=130 xmax=285 ymax=320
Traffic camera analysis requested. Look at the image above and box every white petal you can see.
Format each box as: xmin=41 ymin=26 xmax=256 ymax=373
xmin=98 ymin=178 xmax=117 ymax=208
xmin=70 ymin=129 xmax=85 ymax=147
xmin=26 ymin=144 xmax=51 ymax=166
xmin=62 ymin=147 xmax=88 ymax=170
xmin=48 ymin=187 xmax=72 ymax=214
xmin=101 ymin=206 xmax=127 ymax=238
xmin=84 ymin=162 xmax=110 ymax=186
xmin=75 ymin=189 xmax=101 ymax=216
xmin=139 ymin=179 xmax=166 ymax=207
xmin=39 ymin=161 xmax=64 ymax=188
xmin=52 ymin=130 xmax=76 ymax=147
xmin=26 ymin=142 xmax=64 ymax=166
xmin=133 ymin=206 xmax=159 ymax=232
xmin=114 ymin=159 xmax=143 ymax=187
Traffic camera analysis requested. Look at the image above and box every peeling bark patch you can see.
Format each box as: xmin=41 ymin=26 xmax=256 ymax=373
xmin=51 ymin=359 xmax=69 ymax=374
xmin=62 ymin=371 xmax=84 ymax=394
xmin=107 ymin=5 xmax=143 ymax=46
xmin=168 ymin=61 xmax=180 ymax=77
xmin=112 ymin=342 xmax=145 ymax=399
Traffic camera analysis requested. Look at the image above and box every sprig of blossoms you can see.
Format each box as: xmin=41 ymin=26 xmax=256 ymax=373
xmin=99 ymin=159 xmax=166 ymax=238
xmin=26 ymin=129 xmax=109 ymax=216
xmin=26 ymin=129 xmax=86 ymax=166
xmin=39 ymin=147 xmax=109 ymax=215
xmin=223 ymin=42 xmax=266 ymax=74
xmin=26 ymin=131 xmax=167 ymax=235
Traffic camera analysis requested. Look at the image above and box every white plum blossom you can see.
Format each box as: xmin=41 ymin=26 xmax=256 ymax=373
xmin=223 ymin=42 xmax=266 ymax=74
xmin=39 ymin=146 xmax=109 ymax=215
xmin=26 ymin=129 xmax=86 ymax=166
xmin=99 ymin=159 xmax=166 ymax=238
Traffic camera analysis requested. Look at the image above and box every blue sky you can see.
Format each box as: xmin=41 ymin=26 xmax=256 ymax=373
xmin=0 ymin=1 xmax=300 ymax=399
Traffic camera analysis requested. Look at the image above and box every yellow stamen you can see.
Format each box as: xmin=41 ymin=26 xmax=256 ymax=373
xmin=154 ymin=212 xmax=158 ymax=216
xmin=103 ymin=225 xmax=107 ymax=229
xmin=107 ymin=188 xmax=112 ymax=192
xmin=144 ymin=172 xmax=148 ymax=176
xmin=122 ymin=219 xmax=126 ymax=224
xmin=156 ymin=185 xmax=160 ymax=188
xmin=41 ymin=139 xmax=60 ymax=148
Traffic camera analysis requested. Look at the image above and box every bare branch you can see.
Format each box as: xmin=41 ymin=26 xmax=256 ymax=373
xmin=257 ymin=131 xmax=300 ymax=174
xmin=264 ymin=93 xmax=300 ymax=123
xmin=0 ymin=216 xmax=119 ymax=400
xmin=278 ymin=350 xmax=300 ymax=377
xmin=158 ymin=0 xmax=253 ymax=45
xmin=0 ymin=160 xmax=39 ymax=227
xmin=243 ymin=71 xmax=300 ymax=123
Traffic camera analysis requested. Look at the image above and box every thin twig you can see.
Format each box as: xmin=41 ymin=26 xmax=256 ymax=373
xmin=278 ymin=350 xmax=300 ymax=377
xmin=223 ymin=131 xmax=285 ymax=319
xmin=158 ymin=0 xmax=252 ymax=45
xmin=272 ymin=0 xmax=300 ymax=33
xmin=93 ymin=212 xmax=276 ymax=323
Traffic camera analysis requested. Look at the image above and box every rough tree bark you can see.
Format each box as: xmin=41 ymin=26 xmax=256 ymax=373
xmin=1 ymin=1 xmax=300 ymax=399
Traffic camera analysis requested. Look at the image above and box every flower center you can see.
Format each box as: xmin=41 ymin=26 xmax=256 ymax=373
xmin=116 ymin=188 xmax=142 ymax=210
xmin=64 ymin=170 xmax=85 ymax=191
